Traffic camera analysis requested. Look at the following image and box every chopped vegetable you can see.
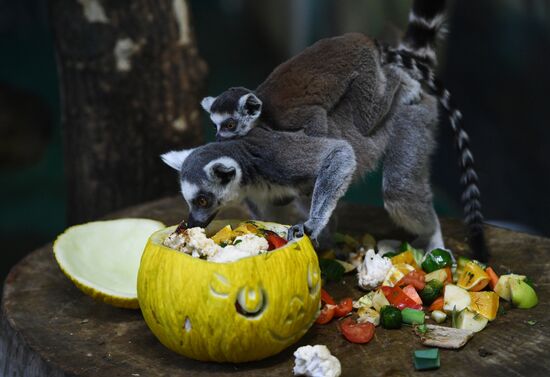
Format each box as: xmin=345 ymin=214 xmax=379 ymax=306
xmin=494 ymin=274 xmax=526 ymax=301
xmin=263 ymin=230 xmax=287 ymax=250
xmin=316 ymin=305 xmax=335 ymax=324
xmin=419 ymin=279 xmax=444 ymax=306
xmin=415 ymin=324 xmax=474 ymax=349
xmin=334 ymin=298 xmax=353 ymax=318
xmin=396 ymin=270 xmax=425 ymax=291
xmin=443 ymin=266 xmax=453 ymax=284
xmin=468 ymin=291 xmax=499 ymax=320
xmin=357 ymin=307 xmax=380 ymax=326
xmin=210 ymin=225 xmax=234 ymax=244
xmin=381 ymin=286 xmax=423 ymax=310
xmin=380 ymin=305 xmax=402 ymax=329
xmin=382 ymin=263 xmax=416 ymax=287
xmin=456 ymin=261 xmax=490 ymax=291
xmin=428 ymin=297 xmax=444 ymax=312
xmin=421 ymin=249 xmax=453 ymax=273
xmin=443 ymin=284 xmax=471 ymax=312
xmin=339 ymin=318 xmax=375 ymax=344
xmin=455 ymin=256 xmax=471 ymax=278
xmin=424 ymin=269 xmax=448 ymax=284
xmin=401 ymin=308 xmax=425 ymax=325
xmin=319 ymin=258 xmax=345 ymax=283
xmin=431 ymin=310 xmax=447 ymax=324
xmin=402 ymin=284 xmax=423 ymax=305
xmin=372 ymin=289 xmax=391 ymax=312
xmin=354 ymin=293 xmax=374 ymax=309
xmin=334 ymin=260 xmax=356 ymax=273
xmin=510 ymin=278 xmax=538 ymax=309
xmin=321 ymin=289 xmax=336 ymax=305
xmin=390 ymin=250 xmax=419 ymax=269
xmin=456 ymin=309 xmax=488 ymax=332
xmin=413 ymin=348 xmax=440 ymax=371
xmin=485 ymin=267 xmax=499 ymax=290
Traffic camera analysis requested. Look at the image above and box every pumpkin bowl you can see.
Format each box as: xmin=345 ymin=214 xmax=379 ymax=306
xmin=137 ymin=220 xmax=321 ymax=363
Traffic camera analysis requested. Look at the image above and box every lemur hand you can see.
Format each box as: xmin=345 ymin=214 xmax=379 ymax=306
xmin=287 ymin=223 xmax=312 ymax=241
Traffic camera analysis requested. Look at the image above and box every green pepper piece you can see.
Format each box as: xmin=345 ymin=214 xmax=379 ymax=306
xmin=380 ymin=305 xmax=402 ymax=329
xmin=422 ymin=249 xmax=453 ymax=273
xmin=419 ymin=279 xmax=444 ymax=305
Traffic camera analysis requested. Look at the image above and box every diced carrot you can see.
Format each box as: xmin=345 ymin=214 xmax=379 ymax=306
xmin=428 ymin=296 xmax=444 ymax=312
xmin=485 ymin=267 xmax=499 ymax=290
xmin=403 ymin=284 xmax=423 ymax=305
xmin=444 ymin=267 xmax=453 ymax=285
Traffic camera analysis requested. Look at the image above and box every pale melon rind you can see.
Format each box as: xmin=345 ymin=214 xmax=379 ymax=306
xmin=53 ymin=218 xmax=165 ymax=309
xmin=137 ymin=224 xmax=321 ymax=363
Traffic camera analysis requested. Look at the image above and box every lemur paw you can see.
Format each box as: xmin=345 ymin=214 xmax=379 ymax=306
xmin=287 ymin=223 xmax=311 ymax=241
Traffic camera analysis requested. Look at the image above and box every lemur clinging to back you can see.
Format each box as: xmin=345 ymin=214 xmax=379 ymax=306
xmin=162 ymin=0 xmax=488 ymax=261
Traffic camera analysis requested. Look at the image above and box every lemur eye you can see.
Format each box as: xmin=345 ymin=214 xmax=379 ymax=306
xmin=196 ymin=196 xmax=209 ymax=208
xmin=225 ymin=120 xmax=236 ymax=130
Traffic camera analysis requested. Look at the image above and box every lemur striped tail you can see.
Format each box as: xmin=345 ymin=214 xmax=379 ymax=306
xmin=400 ymin=0 xmax=447 ymax=67
xmin=381 ymin=46 xmax=489 ymax=262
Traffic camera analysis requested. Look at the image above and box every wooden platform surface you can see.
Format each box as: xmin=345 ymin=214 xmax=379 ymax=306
xmin=1 ymin=196 xmax=549 ymax=376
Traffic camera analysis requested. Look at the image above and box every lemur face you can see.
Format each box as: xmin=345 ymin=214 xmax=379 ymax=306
xmin=201 ymin=87 xmax=262 ymax=140
xmin=161 ymin=150 xmax=242 ymax=228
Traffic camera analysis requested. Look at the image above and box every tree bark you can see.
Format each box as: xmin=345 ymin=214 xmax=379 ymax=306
xmin=49 ymin=0 xmax=207 ymax=225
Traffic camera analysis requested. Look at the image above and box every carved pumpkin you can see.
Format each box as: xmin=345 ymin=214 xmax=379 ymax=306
xmin=137 ymin=220 xmax=321 ymax=363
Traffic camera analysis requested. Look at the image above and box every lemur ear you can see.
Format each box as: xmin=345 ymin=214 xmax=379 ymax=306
xmin=160 ymin=149 xmax=194 ymax=170
xmin=211 ymin=163 xmax=236 ymax=185
xmin=238 ymin=93 xmax=262 ymax=118
xmin=201 ymin=96 xmax=216 ymax=113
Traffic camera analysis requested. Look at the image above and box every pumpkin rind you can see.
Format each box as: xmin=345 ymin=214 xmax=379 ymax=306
xmin=137 ymin=225 xmax=321 ymax=363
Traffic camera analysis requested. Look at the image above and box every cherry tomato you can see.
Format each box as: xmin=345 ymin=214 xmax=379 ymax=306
xmin=396 ymin=270 xmax=426 ymax=291
xmin=339 ymin=317 xmax=375 ymax=344
xmin=381 ymin=285 xmax=423 ymax=310
xmin=263 ymin=230 xmax=288 ymax=250
xmin=334 ymin=298 xmax=353 ymax=318
xmin=321 ymin=289 xmax=336 ymax=305
xmin=316 ymin=304 xmax=335 ymax=324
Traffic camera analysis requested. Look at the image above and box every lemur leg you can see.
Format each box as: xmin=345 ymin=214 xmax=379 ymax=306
xmin=243 ymin=198 xmax=263 ymax=220
xmin=288 ymin=142 xmax=357 ymax=241
xmin=381 ymin=119 xmax=444 ymax=252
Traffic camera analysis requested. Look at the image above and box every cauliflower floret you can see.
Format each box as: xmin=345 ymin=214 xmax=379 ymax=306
xmin=357 ymin=248 xmax=392 ymax=290
xmin=163 ymin=227 xmax=222 ymax=258
xmin=208 ymin=234 xmax=269 ymax=263
xmin=293 ymin=345 xmax=341 ymax=377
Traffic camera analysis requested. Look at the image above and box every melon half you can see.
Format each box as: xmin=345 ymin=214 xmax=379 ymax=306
xmin=137 ymin=220 xmax=322 ymax=363
xmin=53 ymin=218 xmax=165 ymax=309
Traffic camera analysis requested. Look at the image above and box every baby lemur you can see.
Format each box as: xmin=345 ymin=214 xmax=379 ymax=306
xmin=162 ymin=0 xmax=488 ymax=261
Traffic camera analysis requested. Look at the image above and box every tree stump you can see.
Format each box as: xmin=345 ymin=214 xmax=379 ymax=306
xmin=1 ymin=197 xmax=549 ymax=376
xmin=49 ymin=0 xmax=208 ymax=225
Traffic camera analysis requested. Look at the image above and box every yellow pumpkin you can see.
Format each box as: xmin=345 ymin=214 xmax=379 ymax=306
xmin=137 ymin=221 xmax=321 ymax=363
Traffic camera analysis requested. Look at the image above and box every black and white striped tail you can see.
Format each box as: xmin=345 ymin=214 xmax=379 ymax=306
xmin=434 ymin=81 xmax=488 ymax=262
xmin=400 ymin=0 xmax=447 ymax=67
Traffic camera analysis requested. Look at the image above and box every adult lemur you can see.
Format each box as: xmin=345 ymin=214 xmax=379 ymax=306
xmin=162 ymin=0 xmax=488 ymax=261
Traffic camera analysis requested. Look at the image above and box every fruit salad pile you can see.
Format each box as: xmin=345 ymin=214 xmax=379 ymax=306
xmin=316 ymin=234 xmax=539 ymax=370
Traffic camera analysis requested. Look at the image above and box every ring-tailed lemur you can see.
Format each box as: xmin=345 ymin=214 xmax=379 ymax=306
xmin=164 ymin=0 xmax=488 ymax=261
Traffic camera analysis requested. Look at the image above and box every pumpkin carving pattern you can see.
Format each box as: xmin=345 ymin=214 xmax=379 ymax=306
xmin=137 ymin=222 xmax=321 ymax=362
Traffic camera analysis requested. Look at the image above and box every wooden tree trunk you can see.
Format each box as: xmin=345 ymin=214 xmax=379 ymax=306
xmin=49 ymin=0 xmax=207 ymax=225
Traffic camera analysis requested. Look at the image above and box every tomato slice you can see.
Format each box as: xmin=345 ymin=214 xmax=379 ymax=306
xmin=263 ymin=230 xmax=288 ymax=250
xmin=316 ymin=304 xmax=335 ymax=324
xmin=402 ymin=284 xmax=423 ymax=305
xmin=381 ymin=286 xmax=423 ymax=310
xmin=396 ymin=270 xmax=426 ymax=291
xmin=339 ymin=317 xmax=375 ymax=344
xmin=321 ymin=289 xmax=336 ymax=305
xmin=334 ymin=298 xmax=353 ymax=318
